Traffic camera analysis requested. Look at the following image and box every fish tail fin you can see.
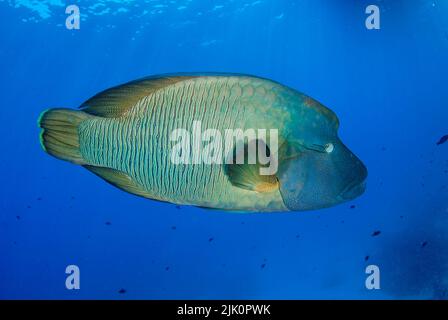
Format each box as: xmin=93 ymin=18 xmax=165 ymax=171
xmin=38 ymin=108 xmax=90 ymax=164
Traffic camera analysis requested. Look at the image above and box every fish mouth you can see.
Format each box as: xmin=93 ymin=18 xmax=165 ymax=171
xmin=339 ymin=179 xmax=367 ymax=200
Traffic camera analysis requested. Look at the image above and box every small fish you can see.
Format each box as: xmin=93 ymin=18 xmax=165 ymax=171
xmin=105 ymin=221 xmax=111 ymax=226
xmin=372 ymin=230 xmax=381 ymax=237
xmin=118 ymin=288 xmax=126 ymax=294
xmin=436 ymin=135 xmax=448 ymax=145
xmin=421 ymin=241 xmax=428 ymax=248
xmin=350 ymin=205 xmax=356 ymax=209
xmin=38 ymin=74 xmax=367 ymax=212
xmin=364 ymin=255 xmax=370 ymax=261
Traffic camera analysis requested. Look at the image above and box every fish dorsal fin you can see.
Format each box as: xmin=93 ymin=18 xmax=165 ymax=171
xmin=83 ymin=165 xmax=163 ymax=200
xmin=224 ymin=140 xmax=279 ymax=193
xmin=79 ymin=75 xmax=196 ymax=118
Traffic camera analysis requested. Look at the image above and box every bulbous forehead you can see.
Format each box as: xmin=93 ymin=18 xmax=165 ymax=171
xmin=301 ymin=96 xmax=340 ymax=130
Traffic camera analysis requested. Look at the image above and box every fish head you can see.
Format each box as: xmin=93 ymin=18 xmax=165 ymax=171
xmin=277 ymin=96 xmax=367 ymax=211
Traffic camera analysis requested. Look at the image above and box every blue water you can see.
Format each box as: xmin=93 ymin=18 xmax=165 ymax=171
xmin=1 ymin=0 xmax=447 ymax=299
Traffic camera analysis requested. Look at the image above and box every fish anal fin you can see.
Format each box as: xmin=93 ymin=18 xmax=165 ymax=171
xmin=83 ymin=165 xmax=159 ymax=200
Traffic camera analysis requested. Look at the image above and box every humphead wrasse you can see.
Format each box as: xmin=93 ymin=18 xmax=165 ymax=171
xmin=38 ymin=74 xmax=367 ymax=212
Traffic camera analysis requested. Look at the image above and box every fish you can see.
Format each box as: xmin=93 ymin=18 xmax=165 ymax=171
xmin=372 ymin=230 xmax=381 ymax=237
xmin=38 ymin=73 xmax=367 ymax=212
xmin=436 ymin=135 xmax=448 ymax=146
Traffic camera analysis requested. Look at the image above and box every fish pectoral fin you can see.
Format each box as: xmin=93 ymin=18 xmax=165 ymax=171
xmin=83 ymin=165 xmax=157 ymax=199
xmin=224 ymin=140 xmax=279 ymax=193
xmin=79 ymin=75 xmax=196 ymax=118
xmin=225 ymin=162 xmax=279 ymax=193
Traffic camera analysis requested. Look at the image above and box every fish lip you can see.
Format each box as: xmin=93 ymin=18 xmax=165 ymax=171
xmin=339 ymin=179 xmax=367 ymax=200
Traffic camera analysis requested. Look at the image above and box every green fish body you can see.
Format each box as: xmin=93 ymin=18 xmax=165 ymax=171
xmin=39 ymin=74 xmax=367 ymax=212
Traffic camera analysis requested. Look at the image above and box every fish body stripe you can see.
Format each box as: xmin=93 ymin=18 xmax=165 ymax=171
xmin=78 ymin=76 xmax=287 ymax=211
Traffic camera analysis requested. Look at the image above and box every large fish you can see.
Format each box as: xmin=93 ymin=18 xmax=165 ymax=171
xmin=38 ymin=74 xmax=367 ymax=212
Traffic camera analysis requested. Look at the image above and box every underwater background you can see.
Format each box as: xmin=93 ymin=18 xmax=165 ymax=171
xmin=0 ymin=0 xmax=447 ymax=299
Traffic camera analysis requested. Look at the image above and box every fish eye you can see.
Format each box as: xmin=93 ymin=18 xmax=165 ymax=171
xmin=324 ymin=143 xmax=334 ymax=153
xmin=304 ymin=142 xmax=334 ymax=154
